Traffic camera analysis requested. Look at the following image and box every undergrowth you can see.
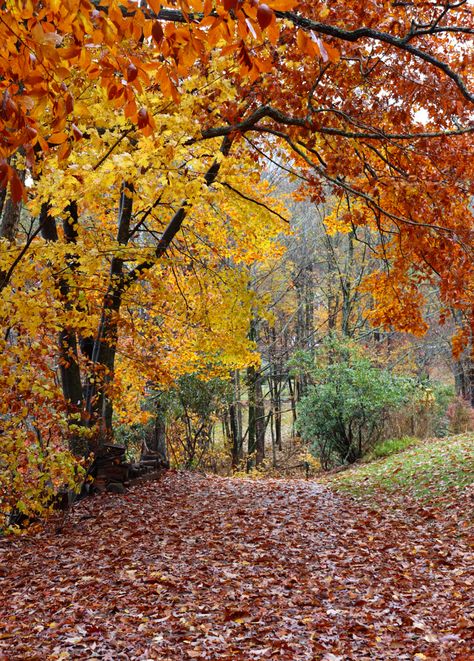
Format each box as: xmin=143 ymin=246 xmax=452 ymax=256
xmin=368 ymin=435 xmax=418 ymax=460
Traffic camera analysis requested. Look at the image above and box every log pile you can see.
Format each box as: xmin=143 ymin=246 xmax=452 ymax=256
xmin=91 ymin=445 xmax=168 ymax=494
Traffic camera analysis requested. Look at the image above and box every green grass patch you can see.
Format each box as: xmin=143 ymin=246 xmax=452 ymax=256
xmin=322 ymin=433 xmax=474 ymax=502
xmin=368 ymin=435 xmax=419 ymax=460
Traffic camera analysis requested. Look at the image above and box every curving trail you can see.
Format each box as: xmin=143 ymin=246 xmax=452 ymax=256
xmin=0 ymin=472 xmax=473 ymax=659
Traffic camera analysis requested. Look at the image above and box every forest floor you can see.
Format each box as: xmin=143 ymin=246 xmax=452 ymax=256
xmin=1 ymin=440 xmax=473 ymax=660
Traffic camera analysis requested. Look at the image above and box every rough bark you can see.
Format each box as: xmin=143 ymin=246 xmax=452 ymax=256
xmin=0 ymin=190 xmax=23 ymax=241
xmin=246 ymin=318 xmax=265 ymax=468
xmin=39 ymin=202 xmax=85 ymax=453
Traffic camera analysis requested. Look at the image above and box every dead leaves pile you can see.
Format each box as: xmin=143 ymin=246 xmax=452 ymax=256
xmin=0 ymin=471 xmax=472 ymax=659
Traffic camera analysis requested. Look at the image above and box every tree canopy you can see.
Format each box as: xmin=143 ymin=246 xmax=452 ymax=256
xmin=2 ymin=0 xmax=472 ymax=319
xmin=0 ymin=0 xmax=473 ymax=517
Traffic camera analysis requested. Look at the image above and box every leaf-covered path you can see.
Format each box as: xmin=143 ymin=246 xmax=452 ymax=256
xmin=1 ymin=472 xmax=473 ymax=660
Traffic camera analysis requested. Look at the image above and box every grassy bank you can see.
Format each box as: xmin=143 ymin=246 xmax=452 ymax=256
xmin=321 ymin=433 xmax=474 ymax=503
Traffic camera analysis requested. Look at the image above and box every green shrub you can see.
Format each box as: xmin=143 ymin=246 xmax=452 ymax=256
xmin=115 ymin=375 xmax=232 ymax=469
xmin=295 ymin=336 xmax=414 ymax=469
xmin=114 ymin=422 xmax=148 ymax=461
xmin=160 ymin=374 xmax=232 ymax=469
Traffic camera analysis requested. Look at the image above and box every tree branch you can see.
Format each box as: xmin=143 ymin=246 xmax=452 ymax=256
xmin=201 ymin=105 xmax=474 ymax=142
xmin=124 ymin=135 xmax=233 ymax=287
xmin=219 ymin=181 xmax=290 ymax=224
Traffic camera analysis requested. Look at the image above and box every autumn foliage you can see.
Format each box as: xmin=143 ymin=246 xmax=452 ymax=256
xmin=0 ymin=0 xmax=473 ymax=519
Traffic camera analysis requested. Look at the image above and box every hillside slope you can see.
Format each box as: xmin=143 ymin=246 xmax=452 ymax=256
xmin=322 ymin=433 xmax=474 ymax=502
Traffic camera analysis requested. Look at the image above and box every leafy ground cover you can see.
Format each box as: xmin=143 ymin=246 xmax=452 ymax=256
xmin=0 ymin=439 xmax=473 ymax=659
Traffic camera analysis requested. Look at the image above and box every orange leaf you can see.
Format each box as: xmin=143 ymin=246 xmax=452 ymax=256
xmin=296 ymin=29 xmax=307 ymax=51
xmin=48 ymin=132 xmax=68 ymax=144
xmin=58 ymin=140 xmax=72 ymax=161
xmin=0 ymin=160 xmax=10 ymax=189
xmin=266 ymin=15 xmax=279 ymax=44
xmin=25 ymin=125 xmax=38 ymax=142
xmin=267 ymin=0 xmax=297 ymax=9
xmin=324 ymin=42 xmax=340 ymax=63
xmin=10 ymin=168 xmax=24 ymax=204
xmin=152 ymin=21 xmax=164 ymax=43
xmin=64 ymin=92 xmax=74 ymax=114
xmin=126 ymin=63 xmax=138 ymax=82
xmin=137 ymin=107 xmax=149 ymax=129
xmin=147 ymin=0 xmax=162 ymax=13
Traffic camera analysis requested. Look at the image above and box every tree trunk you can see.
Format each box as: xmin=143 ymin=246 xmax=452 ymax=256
xmin=469 ymin=318 xmax=474 ymax=407
xmin=269 ymin=360 xmax=283 ymax=452
xmin=341 ymin=232 xmax=354 ymax=336
xmin=39 ymin=203 xmax=86 ymax=454
xmin=246 ymin=365 xmax=266 ymax=468
xmin=452 ymin=308 xmax=474 ymax=407
xmin=229 ymin=370 xmax=243 ymax=469
xmin=454 ymin=359 xmax=469 ymax=400
xmin=0 ymin=172 xmax=24 ymax=241
xmin=87 ymin=183 xmax=133 ymax=443
xmin=145 ymin=396 xmax=169 ymax=466
xmin=288 ymin=376 xmax=297 ymax=430
xmin=247 ymin=363 xmax=257 ymax=469
xmin=255 ymin=372 xmax=265 ymax=466
xmin=269 ymin=398 xmax=277 ymax=467
xmin=0 ymin=169 xmax=24 ymax=293
xmin=0 ymin=186 xmax=6 ymax=221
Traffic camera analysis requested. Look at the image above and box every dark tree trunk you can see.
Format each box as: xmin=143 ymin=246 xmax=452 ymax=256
xmin=87 ymin=183 xmax=133 ymax=443
xmin=229 ymin=403 xmax=238 ymax=467
xmin=454 ymin=359 xmax=469 ymax=400
xmin=0 ymin=178 xmax=24 ymax=241
xmin=275 ymin=385 xmax=282 ymax=451
xmin=0 ymin=185 xmax=6 ymax=221
xmin=467 ymin=310 xmax=474 ymax=407
xmin=246 ymin=316 xmax=265 ymax=468
xmin=0 ymin=168 xmax=24 ymax=290
xmin=268 ymin=361 xmax=282 ymax=453
xmin=288 ymin=376 xmax=297 ymax=428
xmin=229 ymin=370 xmax=243 ymax=469
xmin=247 ymin=366 xmax=265 ymax=469
xmin=451 ymin=309 xmax=474 ymax=408
xmin=246 ymin=365 xmax=265 ymax=468
xmin=39 ymin=203 xmax=85 ymax=453
xmin=341 ymin=232 xmax=354 ymax=337
xmin=247 ymin=364 xmax=257 ymax=468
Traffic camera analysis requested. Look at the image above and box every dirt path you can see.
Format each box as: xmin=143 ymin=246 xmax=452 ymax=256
xmin=1 ymin=472 xmax=473 ymax=659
